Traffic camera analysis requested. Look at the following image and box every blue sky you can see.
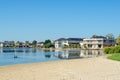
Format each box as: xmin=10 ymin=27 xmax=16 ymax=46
xmin=0 ymin=0 xmax=120 ymax=42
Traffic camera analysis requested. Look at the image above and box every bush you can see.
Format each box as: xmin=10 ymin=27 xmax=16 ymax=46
xmin=104 ymin=46 xmax=120 ymax=54
xmin=109 ymin=47 xmax=115 ymax=54
xmin=114 ymin=46 xmax=120 ymax=53
xmin=104 ymin=47 xmax=111 ymax=54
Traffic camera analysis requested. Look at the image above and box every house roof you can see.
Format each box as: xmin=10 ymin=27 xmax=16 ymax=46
xmin=55 ymin=38 xmax=67 ymax=41
xmin=67 ymin=38 xmax=83 ymax=41
xmin=55 ymin=38 xmax=83 ymax=41
xmin=92 ymin=35 xmax=106 ymax=39
xmin=37 ymin=42 xmax=44 ymax=44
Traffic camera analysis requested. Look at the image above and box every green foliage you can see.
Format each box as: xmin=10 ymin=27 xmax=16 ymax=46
xmin=43 ymin=40 xmax=54 ymax=48
xmin=104 ymin=46 xmax=120 ymax=54
xmin=25 ymin=41 xmax=29 ymax=44
xmin=44 ymin=40 xmax=51 ymax=44
xmin=114 ymin=46 xmax=120 ymax=53
xmin=104 ymin=47 xmax=111 ymax=54
xmin=116 ymin=34 xmax=120 ymax=45
xmin=32 ymin=40 xmax=37 ymax=47
xmin=83 ymin=44 xmax=87 ymax=49
xmin=63 ymin=44 xmax=69 ymax=48
xmin=106 ymin=33 xmax=114 ymax=39
xmin=65 ymin=44 xmax=80 ymax=48
xmin=108 ymin=53 xmax=120 ymax=61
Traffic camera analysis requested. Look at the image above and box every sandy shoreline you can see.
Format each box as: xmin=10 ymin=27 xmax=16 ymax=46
xmin=0 ymin=56 xmax=120 ymax=80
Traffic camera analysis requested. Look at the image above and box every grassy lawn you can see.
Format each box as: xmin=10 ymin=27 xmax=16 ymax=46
xmin=108 ymin=53 xmax=120 ymax=61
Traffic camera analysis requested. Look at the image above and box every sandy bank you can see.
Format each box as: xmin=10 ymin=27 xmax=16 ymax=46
xmin=0 ymin=56 xmax=120 ymax=80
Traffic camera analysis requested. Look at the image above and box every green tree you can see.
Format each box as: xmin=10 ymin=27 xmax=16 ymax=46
xmin=63 ymin=44 xmax=69 ymax=48
xmin=10 ymin=41 xmax=15 ymax=47
xmin=25 ymin=41 xmax=29 ymax=44
xmin=25 ymin=41 xmax=29 ymax=47
xmin=116 ymin=34 xmax=120 ymax=45
xmin=43 ymin=40 xmax=54 ymax=48
xmin=104 ymin=47 xmax=111 ymax=54
xmin=106 ymin=33 xmax=114 ymax=39
xmin=91 ymin=35 xmax=97 ymax=38
xmin=83 ymin=44 xmax=87 ymax=49
xmin=32 ymin=40 xmax=37 ymax=47
xmin=15 ymin=41 xmax=20 ymax=47
xmin=77 ymin=44 xmax=80 ymax=48
xmin=104 ymin=46 xmax=120 ymax=54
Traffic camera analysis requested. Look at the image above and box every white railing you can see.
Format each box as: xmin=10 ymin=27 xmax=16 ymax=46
xmin=83 ymin=42 xmax=103 ymax=44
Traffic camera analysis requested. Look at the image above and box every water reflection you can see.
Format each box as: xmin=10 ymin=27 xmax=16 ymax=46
xmin=0 ymin=48 xmax=37 ymax=53
xmin=0 ymin=48 xmax=102 ymax=59
xmin=54 ymin=49 xmax=102 ymax=59
xmin=0 ymin=48 xmax=103 ymax=66
xmin=44 ymin=53 xmax=51 ymax=58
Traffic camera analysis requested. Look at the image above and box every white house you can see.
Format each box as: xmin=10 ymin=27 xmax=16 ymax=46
xmin=37 ymin=42 xmax=44 ymax=47
xmin=54 ymin=38 xmax=83 ymax=48
xmin=0 ymin=42 xmax=3 ymax=48
xmin=82 ymin=36 xmax=115 ymax=49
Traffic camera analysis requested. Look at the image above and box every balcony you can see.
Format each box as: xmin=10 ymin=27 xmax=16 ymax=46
xmin=83 ymin=41 xmax=103 ymax=44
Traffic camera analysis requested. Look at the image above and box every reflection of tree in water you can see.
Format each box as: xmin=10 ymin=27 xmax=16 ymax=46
xmin=13 ymin=52 xmax=18 ymax=59
xmin=32 ymin=48 xmax=37 ymax=53
xmin=44 ymin=53 xmax=51 ymax=58
xmin=44 ymin=50 xmax=50 ymax=52
xmin=69 ymin=52 xmax=80 ymax=56
xmin=25 ymin=49 xmax=30 ymax=53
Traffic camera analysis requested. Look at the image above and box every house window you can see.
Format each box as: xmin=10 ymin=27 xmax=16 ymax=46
xmin=64 ymin=40 xmax=67 ymax=43
xmin=88 ymin=44 xmax=92 ymax=48
xmin=104 ymin=40 xmax=106 ymax=43
xmin=98 ymin=40 xmax=102 ymax=42
xmin=98 ymin=44 xmax=102 ymax=48
xmin=109 ymin=40 xmax=114 ymax=43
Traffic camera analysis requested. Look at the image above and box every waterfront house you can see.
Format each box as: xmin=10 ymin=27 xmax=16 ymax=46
xmin=0 ymin=42 xmax=3 ymax=48
xmin=83 ymin=36 xmax=115 ymax=49
xmin=15 ymin=41 xmax=24 ymax=48
xmin=37 ymin=42 xmax=44 ymax=48
xmin=54 ymin=38 xmax=83 ymax=48
xmin=3 ymin=41 xmax=15 ymax=47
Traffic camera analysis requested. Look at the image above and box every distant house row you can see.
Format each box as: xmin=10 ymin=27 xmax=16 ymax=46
xmin=0 ymin=41 xmax=44 ymax=48
xmin=54 ymin=36 xmax=115 ymax=49
xmin=0 ymin=35 xmax=115 ymax=49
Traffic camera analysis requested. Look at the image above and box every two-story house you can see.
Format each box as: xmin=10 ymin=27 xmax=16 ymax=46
xmin=54 ymin=38 xmax=83 ymax=49
xmin=83 ymin=36 xmax=115 ymax=49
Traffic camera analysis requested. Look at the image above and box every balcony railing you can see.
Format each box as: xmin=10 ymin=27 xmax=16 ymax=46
xmin=83 ymin=42 xmax=103 ymax=44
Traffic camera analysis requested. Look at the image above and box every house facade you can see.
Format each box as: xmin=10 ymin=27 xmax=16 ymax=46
xmin=37 ymin=42 xmax=44 ymax=48
xmin=0 ymin=42 xmax=3 ymax=48
xmin=54 ymin=38 xmax=83 ymax=48
xmin=82 ymin=36 xmax=115 ymax=49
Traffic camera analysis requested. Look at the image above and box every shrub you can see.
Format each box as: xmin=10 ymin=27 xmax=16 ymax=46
xmin=104 ymin=46 xmax=120 ymax=54
xmin=104 ymin=47 xmax=111 ymax=54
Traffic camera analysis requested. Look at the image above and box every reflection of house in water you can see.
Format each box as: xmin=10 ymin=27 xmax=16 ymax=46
xmin=54 ymin=50 xmax=81 ymax=59
xmin=0 ymin=48 xmax=3 ymax=53
xmin=1 ymin=48 xmax=36 ymax=53
xmin=54 ymin=50 xmax=102 ymax=59
xmin=81 ymin=49 xmax=102 ymax=58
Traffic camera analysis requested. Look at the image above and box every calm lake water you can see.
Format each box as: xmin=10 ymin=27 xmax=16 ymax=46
xmin=0 ymin=48 xmax=103 ymax=66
